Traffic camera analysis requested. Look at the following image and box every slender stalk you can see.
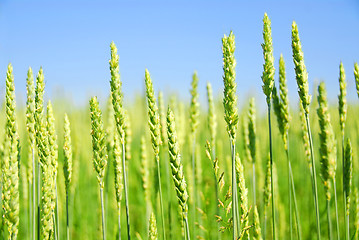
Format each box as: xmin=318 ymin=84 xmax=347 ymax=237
xmin=66 ymin=192 xmax=70 ymax=240
xmin=264 ymin=211 xmax=267 ymax=240
xmin=327 ymin=199 xmax=332 ymax=240
xmin=29 ymin=179 xmax=32 ymax=239
xmin=305 ymin=115 xmax=321 ymax=239
xmin=287 ymin=148 xmax=292 ymax=240
xmin=37 ymin=161 xmax=41 ymax=240
xmin=267 ymin=104 xmax=275 ymax=240
xmin=156 ymin=157 xmax=166 ymax=240
xmin=55 ymin=183 xmax=60 ymax=240
xmin=32 ymin=149 xmax=36 ymax=240
xmin=191 ymin=136 xmax=196 ymax=238
xmin=52 ymin=213 xmax=58 ymax=240
xmin=286 ymin=141 xmax=302 ymax=240
xmin=184 ymin=214 xmax=191 ymax=240
xmin=122 ymin=143 xmax=131 ymax=240
xmin=100 ymin=188 xmax=106 ymax=240
xmin=333 ymin=179 xmax=339 ymax=240
xmin=252 ymin=163 xmax=256 ymax=206
xmin=289 ymin=160 xmax=302 ymax=240
xmin=231 ymin=140 xmax=239 ymax=239
xmin=118 ymin=204 xmax=121 ymax=240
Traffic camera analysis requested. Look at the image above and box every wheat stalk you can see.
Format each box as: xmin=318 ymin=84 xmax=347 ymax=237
xmin=34 ymin=68 xmax=55 ymax=240
xmin=261 ymin=13 xmax=276 ymax=240
xmin=90 ymin=96 xmax=108 ymax=240
xmin=317 ymin=82 xmax=336 ymax=240
xmin=63 ymin=113 xmax=72 ymax=240
xmin=46 ymin=100 xmax=60 ymax=240
xmin=26 ymin=66 xmax=36 ymax=240
xmin=109 ymin=41 xmax=131 ymax=240
xmin=206 ymin=82 xmax=217 ymax=159
xmin=343 ymin=138 xmax=352 ymax=240
xmin=263 ymin=154 xmax=271 ymax=240
xmin=166 ymin=107 xmax=190 ymax=240
xmin=222 ymin=30 xmax=240 ymax=240
xmin=2 ymin=63 xmax=19 ymax=239
xmin=292 ymin=21 xmax=321 ymax=239
xmin=144 ymin=69 xmax=166 ymax=240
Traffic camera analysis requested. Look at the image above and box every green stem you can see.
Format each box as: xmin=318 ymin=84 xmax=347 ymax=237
xmin=263 ymin=209 xmax=267 ymax=240
xmin=268 ymin=103 xmax=275 ymax=240
xmin=327 ymin=198 xmax=332 ymax=240
xmin=122 ymin=142 xmax=131 ymax=240
xmin=184 ymin=214 xmax=191 ymax=240
xmin=252 ymin=162 xmax=256 ymax=206
xmin=342 ymin=135 xmax=346 ymax=240
xmin=37 ymin=161 xmax=41 ymax=240
xmin=29 ymin=180 xmax=32 ymax=239
xmin=52 ymin=212 xmax=58 ymax=240
xmin=100 ymin=187 xmax=106 ymax=240
xmin=156 ymin=157 xmax=166 ymax=240
xmin=287 ymin=148 xmax=292 ymax=240
xmin=118 ymin=204 xmax=121 ymax=240
xmin=289 ymin=160 xmax=302 ymax=240
xmin=231 ymin=139 xmax=239 ymax=239
xmin=305 ymin=114 xmax=321 ymax=239
xmin=55 ymin=183 xmax=60 ymax=240
xmin=66 ymin=191 xmax=70 ymax=240
xmin=191 ymin=136 xmax=196 ymax=239
xmin=333 ymin=178 xmax=340 ymax=240
xmin=32 ymin=149 xmax=36 ymax=240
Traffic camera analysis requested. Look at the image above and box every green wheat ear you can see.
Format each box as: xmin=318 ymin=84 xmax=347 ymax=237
xmin=248 ymin=98 xmax=256 ymax=163
xmin=222 ymin=31 xmax=238 ymax=141
xmin=261 ymin=13 xmax=275 ymax=105
xmin=89 ymin=96 xmax=108 ymax=189
xmin=299 ymin=103 xmax=311 ymax=168
xmin=263 ymin=154 xmax=271 ymax=208
xmin=206 ymin=82 xmax=217 ymax=153
xmin=317 ymin=82 xmax=336 ymax=201
xmin=355 ymin=63 xmax=359 ymax=98
xmin=26 ymin=67 xmax=35 ymax=179
xmin=2 ymin=63 xmax=19 ymax=239
xmin=338 ymin=62 xmax=347 ymax=136
xmin=158 ymin=91 xmax=167 ymax=145
xmin=144 ymin=69 xmax=161 ymax=157
xmin=166 ymin=107 xmax=189 ymax=216
xmin=140 ymin=135 xmax=151 ymax=208
xmin=148 ymin=212 xmax=158 ymax=240
xmin=343 ymin=138 xmax=352 ymax=216
xmin=63 ymin=113 xmax=72 ymax=193
xmin=109 ymin=41 xmax=125 ymax=143
xmin=47 ymin=100 xmax=58 ymax=178
xmin=190 ymin=71 xmax=200 ymax=135
xmin=292 ymin=21 xmax=311 ymax=114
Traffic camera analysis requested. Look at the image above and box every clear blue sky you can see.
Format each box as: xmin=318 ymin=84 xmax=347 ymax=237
xmin=1 ymin=0 xmax=358 ymax=109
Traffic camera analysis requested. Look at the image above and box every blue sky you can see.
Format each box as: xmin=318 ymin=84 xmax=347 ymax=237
xmin=1 ymin=0 xmax=358 ymax=109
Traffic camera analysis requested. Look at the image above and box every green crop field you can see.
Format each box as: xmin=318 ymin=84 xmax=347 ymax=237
xmin=1 ymin=13 xmax=359 ymax=240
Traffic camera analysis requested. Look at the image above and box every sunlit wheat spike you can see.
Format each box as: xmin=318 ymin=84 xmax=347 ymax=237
xmin=248 ymin=98 xmax=256 ymax=163
xmin=292 ymin=21 xmax=311 ymax=114
xmin=166 ymin=107 xmax=189 ymax=215
xmin=338 ymin=62 xmax=347 ymax=136
xmin=158 ymin=91 xmax=167 ymax=145
xmin=113 ymin=134 xmax=123 ymax=208
xmin=124 ymin=110 xmax=132 ymax=162
xmin=47 ymin=101 xmax=58 ymax=177
xmin=144 ymin=69 xmax=161 ymax=158
xmin=253 ymin=206 xmax=262 ymax=240
xmin=109 ymin=41 xmax=125 ymax=143
xmin=190 ymin=71 xmax=200 ymax=135
xmin=90 ymin=96 xmax=108 ymax=189
xmin=261 ymin=13 xmax=275 ymax=105
xmin=148 ymin=212 xmax=158 ymax=240
xmin=206 ymin=82 xmax=217 ymax=152
xmin=140 ymin=135 xmax=150 ymax=207
xmin=26 ymin=67 xmax=35 ymax=178
xmin=355 ymin=63 xmax=359 ymax=98
xmin=2 ymin=63 xmax=19 ymax=239
xmin=279 ymin=54 xmax=290 ymax=147
xmin=317 ymin=82 xmax=336 ymax=201
xmin=63 ymin=113 xmax=72 ymax=193
xmin=222 ymin=31 xmax=238 ymax=141
xmin=343 ymin=138 xmax=352 ymax=216
xmin=235 ymin=154 xmax=249 ymax=240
